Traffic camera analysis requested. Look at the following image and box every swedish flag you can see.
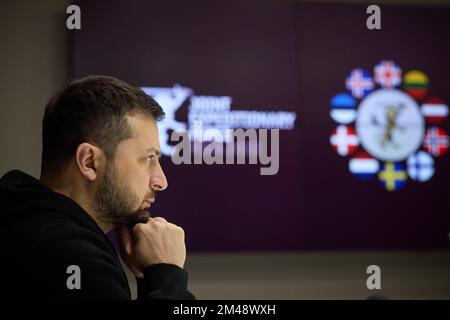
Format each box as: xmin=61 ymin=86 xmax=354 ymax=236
xmin=378 ymin=162 xmax=407 ymax=191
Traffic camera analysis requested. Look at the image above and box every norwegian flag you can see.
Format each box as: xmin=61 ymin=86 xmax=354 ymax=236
xmin=423 ymin=127 xmax=449 ymax=157
xmin=374 ymin=60 xmax=402 ymax=88
xmin=330 ymin=125 xmax=359 ymax=156
xmin=421 ymin=97 xmax=448 ymax=124
xmin=345 ymin=69 xmax=374 ymax=99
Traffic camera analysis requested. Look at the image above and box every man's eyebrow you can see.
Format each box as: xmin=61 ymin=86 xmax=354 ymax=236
xmin=144 ymin=147 xmax=161 ymax=158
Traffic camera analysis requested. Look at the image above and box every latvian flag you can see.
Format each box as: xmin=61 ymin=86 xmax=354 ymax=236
xmin=423 ymin=127 xmax=449 ymax=157
xmin=348 ymin=152 xmax=379 ymax=180
xmin=346 ymin=69 xmax=374 ymax=99
xmin=403 ymin=70 xmax=429 ymax=101
xmin=421 ymin=97 xmax=448 ymax=124
xmin=330 ymin=93 xmax=357 ymax=124
xmin=407 ymin=151 xmax=434 ymax=182
xmin=374 ymin=60 xmax=402 ymax=88
xmin=330 ymin=125 xmax=359 ymax=156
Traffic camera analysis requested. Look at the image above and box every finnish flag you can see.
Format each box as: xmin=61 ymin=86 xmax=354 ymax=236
xmin=407 ymin=151 xmax=435 ymax=182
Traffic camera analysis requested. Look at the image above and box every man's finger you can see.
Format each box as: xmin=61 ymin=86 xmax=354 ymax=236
xmin=152 ymin=217 xmax=167 ymax=224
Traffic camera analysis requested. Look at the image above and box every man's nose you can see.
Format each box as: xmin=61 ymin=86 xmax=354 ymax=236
xmin=150 ymin=161 xmax=168 ymax=191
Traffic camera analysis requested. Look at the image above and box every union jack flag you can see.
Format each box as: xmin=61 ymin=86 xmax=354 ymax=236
xmin=374 ymin=60 xmax=402 ymax=88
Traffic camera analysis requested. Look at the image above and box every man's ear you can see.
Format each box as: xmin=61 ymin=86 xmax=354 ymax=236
xmin=75 ymin=142 xmax=104 ymax=181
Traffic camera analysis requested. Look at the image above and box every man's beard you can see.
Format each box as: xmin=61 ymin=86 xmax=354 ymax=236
xmin=94 ymin=160 xmax=151 ymax=226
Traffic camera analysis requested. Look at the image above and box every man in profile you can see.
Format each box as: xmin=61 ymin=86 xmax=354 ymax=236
xmin=0 ymin=76 xmax=195 ymax=299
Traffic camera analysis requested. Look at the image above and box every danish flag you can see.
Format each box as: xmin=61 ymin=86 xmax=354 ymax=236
xmin=330 ymin=125 xmax=359 ymax=156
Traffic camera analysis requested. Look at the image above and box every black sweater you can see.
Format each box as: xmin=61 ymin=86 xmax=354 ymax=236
xmin=0 ymin=170 xmax=195 ymax=300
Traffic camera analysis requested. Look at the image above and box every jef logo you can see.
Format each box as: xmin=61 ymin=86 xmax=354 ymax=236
xmin=329 ymin=60 xmax=449 ymax=191
xmin=142 ymin=85 xmax=297 ymax=157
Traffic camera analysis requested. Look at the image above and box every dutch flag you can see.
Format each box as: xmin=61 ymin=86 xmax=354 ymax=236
xmin=348 ymin=152 xmax=379 ymax=180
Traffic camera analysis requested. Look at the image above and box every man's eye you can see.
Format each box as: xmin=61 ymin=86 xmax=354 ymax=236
xmin=146 ymin=155 xmax=155 ymax=163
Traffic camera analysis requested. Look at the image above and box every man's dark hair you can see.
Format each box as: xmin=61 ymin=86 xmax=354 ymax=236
xmin=41 ymin=75 xmax=165 ymax=174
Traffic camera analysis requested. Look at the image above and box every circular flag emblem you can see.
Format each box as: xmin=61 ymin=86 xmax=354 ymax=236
xmin=407 ymin=151 xmax=434 ymax=182
xmin=330 ymin=125 xmax=359 ymax=156
xmin=330 ymin=93 xmax=357 ymax=124
xmin=345 ymin=69 xmax=374 ymax=99
xmin=374 ymin=60 xmax=402 ymax=88
xmin=349 ymin=152 xmax=379 ymax=180
xmin=421 ymin=97 xmax=449 ymax=124
xmin=378 ymin=162 xmax=407 ymax=191
xmin=403 ymin=70 xmax=429 ymax=101
xmin=423 ymin=127 xmax=449 ymax=157
xmin=330 ymin=60 xmax=448 ymax=191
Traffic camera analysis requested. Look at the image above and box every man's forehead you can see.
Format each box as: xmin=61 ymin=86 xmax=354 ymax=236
xmin=124 ymin=114 xmax=160 ymax=151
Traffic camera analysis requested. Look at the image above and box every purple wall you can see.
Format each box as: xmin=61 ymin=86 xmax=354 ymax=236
xmin=74 ymin=0 xmax=450 ymax=251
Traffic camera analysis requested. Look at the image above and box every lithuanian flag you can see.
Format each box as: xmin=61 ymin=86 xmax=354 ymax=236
xmin=403 ymin=70 xmax=428 ymax=101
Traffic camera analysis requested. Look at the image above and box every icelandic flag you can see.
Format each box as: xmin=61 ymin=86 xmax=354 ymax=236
xmin=378 ymin=162 xmax=407 ymax=191
xmin=330 ymin=93 xmax=357 ymax=124
xmin=421 ymin=97 xmax=448 ymax=124
xmin=374 ymin=60 xmax=402 ymax=88
xmin=348 ymin=152 xmax=379 ymax=180
xmin=345 ymin=69 xmax=374 ymax=99
xmin=407 ymin=151 xmax=435 ymax=182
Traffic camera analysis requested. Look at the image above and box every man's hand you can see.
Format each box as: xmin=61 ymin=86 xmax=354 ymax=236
xmin=117 ymin=217 xmax=186 ymax=278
